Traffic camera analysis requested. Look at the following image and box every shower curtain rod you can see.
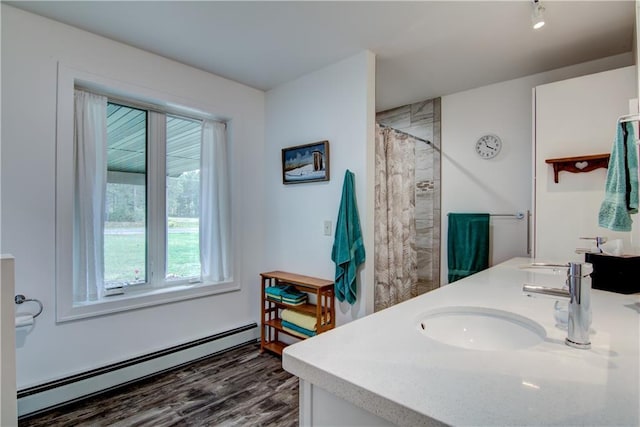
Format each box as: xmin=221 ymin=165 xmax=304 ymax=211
xmin=377 ymin=123 xmax=433 ymax=146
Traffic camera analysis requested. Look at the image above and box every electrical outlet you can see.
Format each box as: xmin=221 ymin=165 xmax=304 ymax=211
xmin=323 ymin=220 xmax=332 ymax=236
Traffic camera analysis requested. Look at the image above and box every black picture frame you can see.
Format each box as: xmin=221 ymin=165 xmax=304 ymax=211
xmin=281 ymin=141 xmax=330 ymax=184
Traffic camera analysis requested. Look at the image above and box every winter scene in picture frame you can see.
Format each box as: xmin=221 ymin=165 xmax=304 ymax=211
xmin=282 ymin=141 xmax=330 ymax=184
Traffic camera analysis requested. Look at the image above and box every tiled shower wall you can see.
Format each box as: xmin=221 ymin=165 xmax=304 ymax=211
xmin=376 ymin=98 xmax=441 ymax=293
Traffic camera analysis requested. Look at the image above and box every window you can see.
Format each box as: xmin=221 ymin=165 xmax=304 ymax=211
xmin=165 ymin=115 xmax=202 ymax=282
xmin=103 ymin=104 xmax=204 ymax=288
xmin=104 ymin=103 xmax=148 ymax=285
xmin=55 ymin=67 xmax=237 ymax=321
xmin=55 ymin=78 xmax=234 ymax=321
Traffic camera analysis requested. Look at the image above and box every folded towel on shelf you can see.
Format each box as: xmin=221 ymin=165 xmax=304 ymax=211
xmin=598 ymin=121 xmax=639 ymax=231
xmin=265 ymin=284 xmax=307 ymax=305
xmin=265 ymin=284 xmax=294 ymax=297
xmin=281 ymin=297 xmax=306 ymax=306
xmin=281 ymin=309 xmax=330 ymax=331
xmin=282 ymin=326 xmax=308 ymax=339
xmin=268 ymin=295 xmax=307 ymax=306
xmin=281 ymin=289 xmax=306 ymax=299
xmin=281 ymin=320 xmax=316 ymax=337
xmin=447 ymin=213 xmax=490 ymax=283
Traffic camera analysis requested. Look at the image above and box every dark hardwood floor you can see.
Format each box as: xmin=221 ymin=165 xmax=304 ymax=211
xmin=19 ymin=342 xmax=298 ymax=427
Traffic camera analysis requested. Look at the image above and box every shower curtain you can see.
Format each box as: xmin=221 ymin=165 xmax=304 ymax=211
xmin=374 ymin=124 xmax=417 ymax=312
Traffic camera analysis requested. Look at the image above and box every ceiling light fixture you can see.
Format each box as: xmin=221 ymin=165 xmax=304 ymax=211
xmin=531 ymin=0 xmax=545 ymax=30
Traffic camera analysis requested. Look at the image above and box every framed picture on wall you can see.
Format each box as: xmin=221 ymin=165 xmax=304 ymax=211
xmin=282 ymin=140 xmax=330 ymax=184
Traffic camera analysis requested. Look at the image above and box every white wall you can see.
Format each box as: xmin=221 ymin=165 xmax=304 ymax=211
xmin=534 ymin=66 xmax=637 ymax=262
xmin=1 ymin=5 xmax=265 ymax=388
xmin=265 ymin=51 xmax=376 ymax=324
xmin=440 ymin=53 xmax=633 ymax=284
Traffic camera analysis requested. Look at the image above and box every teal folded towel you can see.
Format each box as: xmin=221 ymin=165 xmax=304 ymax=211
xmin=281 ymin=295 xmax=307 ymax=305
xmin=265 ymin=284 xmax=304 ymax=297
xmin=331 ymin=170 xmax=366 ymax=304
xmin=266 ymin=284 xmax=307 ymax=305
xmin=281 ymin=320 xmax=316 ymax=337
xmin=281 ymin=289 xmax=305 ymax=299
xmin=281 ymin=293 xmax=305 ymax=301
xmin=267 ymin=295 xmax=306 ymax=306
xmin=447 ymin=213 xmax=490 ymax=283
xmin=598 ymin=122 xmax=639 ymax=232
xmin=265 ymin=284 xmax=293 ymax=297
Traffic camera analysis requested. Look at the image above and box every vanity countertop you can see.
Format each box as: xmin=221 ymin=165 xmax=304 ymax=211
xmin=282 ymin=258 xmax=640 ymax=426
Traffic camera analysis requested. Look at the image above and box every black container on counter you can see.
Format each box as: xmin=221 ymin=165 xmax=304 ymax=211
xmin=585 ymin=253 xmax=640 ymax=294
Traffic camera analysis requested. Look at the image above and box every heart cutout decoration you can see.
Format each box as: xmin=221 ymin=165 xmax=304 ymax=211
xmin=575 ymin=161 xmax=589 ymax=170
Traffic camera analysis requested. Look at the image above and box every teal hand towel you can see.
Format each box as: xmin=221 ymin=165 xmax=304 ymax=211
xmin=447 ymin=213 xmax=490 ymax=283
xmin=598 ymin=122 xmax=639 ymax=232
xmin=331 ymin=170 xmax=366 ymax=304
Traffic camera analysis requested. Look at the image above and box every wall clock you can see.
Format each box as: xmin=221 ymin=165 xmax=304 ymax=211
xmin=475 ymin=134 xmax=502 ymax=159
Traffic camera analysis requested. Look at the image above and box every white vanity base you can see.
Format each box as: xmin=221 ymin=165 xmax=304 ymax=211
xmin=299 ymin=379 xmax=393 ymax=426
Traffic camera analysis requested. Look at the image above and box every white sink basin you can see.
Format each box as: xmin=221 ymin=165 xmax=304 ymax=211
xmin=417 ymin=306 xmax=546 ymax=351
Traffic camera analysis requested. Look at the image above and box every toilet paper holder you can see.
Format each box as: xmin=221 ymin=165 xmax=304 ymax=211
xmin=14 ymin=294 xmax=43 ymax=319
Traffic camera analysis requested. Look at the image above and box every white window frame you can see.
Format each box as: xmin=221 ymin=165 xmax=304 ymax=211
xmin=55 ymin=63 xmax=239 ymax=322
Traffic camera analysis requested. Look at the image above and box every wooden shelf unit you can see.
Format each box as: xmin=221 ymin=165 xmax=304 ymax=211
xmin=545 ymin=153 xmax=610 ymax=183
xmin=260 ymin=271 xmax=335 ymax=356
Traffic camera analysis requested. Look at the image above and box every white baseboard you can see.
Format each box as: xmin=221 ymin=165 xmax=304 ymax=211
xmin=18 ymin=324 xmax=258 ymax=418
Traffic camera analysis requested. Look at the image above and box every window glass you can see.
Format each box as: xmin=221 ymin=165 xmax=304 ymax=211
xmin=166 ymin=115 xmax=202 ymax=281
xmin=104 ymin=102 xmax=147 ymax=285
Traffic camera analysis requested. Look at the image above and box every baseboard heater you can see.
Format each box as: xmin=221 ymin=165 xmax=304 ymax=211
xmin=17 ymin=323 xmax=259 ymax=419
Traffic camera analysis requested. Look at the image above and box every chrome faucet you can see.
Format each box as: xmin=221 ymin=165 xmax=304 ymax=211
xmin=575 ymin=236 xmax=607 ymax=254
xmin=522 ymin=262 xmax=592 ymax=349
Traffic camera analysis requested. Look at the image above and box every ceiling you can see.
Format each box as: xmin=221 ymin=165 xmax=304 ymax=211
xmin=7 ymin=1 xmax=636 ymax=111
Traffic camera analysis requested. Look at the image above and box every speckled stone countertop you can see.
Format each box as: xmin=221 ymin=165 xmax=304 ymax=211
xmin=283 ymin=257 xmax=640 ymax=426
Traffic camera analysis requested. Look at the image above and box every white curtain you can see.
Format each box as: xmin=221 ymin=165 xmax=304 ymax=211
xmin=200 ymin=120 xmax=231 ymax=282
xmin=73 ymin=89 xmax=108 ymax=302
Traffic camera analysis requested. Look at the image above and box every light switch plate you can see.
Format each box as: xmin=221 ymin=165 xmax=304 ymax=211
xmin=323 ymin=220 xmax=332 ymax=236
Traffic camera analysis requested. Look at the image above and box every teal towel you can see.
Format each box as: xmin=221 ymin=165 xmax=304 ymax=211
xmin=281 ymin=295 xmax=307 ymax=304
xmin=598 ymin=122 xmax=639 ymax=232
xmin=447 ymin=213 xmax=490 ymax=283
xmin=280 ymin=289 xmax=305 ymax=299
xmin=266 ymin=284 xmax=304 ymax=297
xmin=281 ymin=320 xmax=316 ymax=337
xmin=331 ymin=170 xmax=366 ymax=304
xmin=265 ymin=284 xmax=292 ymax=297
xmin=269 ymin=296 xmax=306 ymax=306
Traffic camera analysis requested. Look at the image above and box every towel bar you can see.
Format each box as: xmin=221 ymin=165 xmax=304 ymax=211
xmin=447 ymin=212 xmax=525 ymax=219
xmin=447 ymin=210 xmax=531 ymax=254
xmin=15 ymin=294 xmax=43 ymax=319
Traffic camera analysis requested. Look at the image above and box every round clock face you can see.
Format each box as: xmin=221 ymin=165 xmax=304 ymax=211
xmin=475 ymin=134 xmax=502 ymax=159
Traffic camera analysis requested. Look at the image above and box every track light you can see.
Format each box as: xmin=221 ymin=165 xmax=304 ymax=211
xmin=531 ymin=0 xmax=545 ymax=30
